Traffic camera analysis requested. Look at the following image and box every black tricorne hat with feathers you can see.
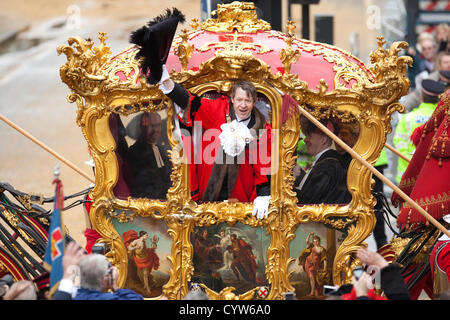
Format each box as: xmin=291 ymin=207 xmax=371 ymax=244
xmin=130 ymin=8 xmax=185 ymax=84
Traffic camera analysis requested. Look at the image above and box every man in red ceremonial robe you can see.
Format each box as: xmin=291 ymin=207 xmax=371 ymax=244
xmin=390 ymin=89 xmax=450 ymax=299
xmin=229 ymin=234 xmax=257 ymax=282
xmin=128 ymin=10 xmax=271 ymax=218
xmin=159 ymin=67 xmax=272 ymax=219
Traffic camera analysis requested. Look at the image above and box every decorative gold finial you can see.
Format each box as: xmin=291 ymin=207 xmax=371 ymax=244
xmin=57 ymin=31 xmax=111 ymax=97
xmin=369 ymin=35 xmax=412 ymax=84
xmin=98 ymin=32 xmax=108 ymax=44
xmin=200 ymin=1 xmax=271 ymax=33
xmin=316 ymin=79 xmax=329 ymax=95
xmin=174 ymin=29 xmax=194 ymax=71
xmin=190 ymin=18 xmax=199 ymax=31
xmin=199 ymin=284 xmax=258 ymax=300
xmin=279 ymin=32 xmax=300 ymax=75
xmin=376 ymin=35 xmax=386 ymax=48
xmin=286 ymin=20 xmax=296 ymax=36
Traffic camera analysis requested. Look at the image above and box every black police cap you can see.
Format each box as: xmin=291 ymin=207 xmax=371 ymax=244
xmin=421 ymin=79 xmax=445 ymax=96
xmin=439 ymin=70 xmax=450 ymax=82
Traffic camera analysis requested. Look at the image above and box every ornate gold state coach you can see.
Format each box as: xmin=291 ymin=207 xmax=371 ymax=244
xmin=58 ymin=2 xmax=412 ymax=299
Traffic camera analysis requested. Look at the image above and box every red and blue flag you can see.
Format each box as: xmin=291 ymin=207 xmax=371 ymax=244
xmin=44 ymin=175 xmax=65 ymax=291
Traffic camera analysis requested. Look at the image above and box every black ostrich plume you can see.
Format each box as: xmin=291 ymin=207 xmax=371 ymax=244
xmin=130 ymin=8 xmax=185 ymax=84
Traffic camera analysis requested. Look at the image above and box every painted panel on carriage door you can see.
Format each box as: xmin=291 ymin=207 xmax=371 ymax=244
xmin=191 ymin=222 xmax=270 ymax=295
xmin=113 ymin=215 xmax=172 ymax=298
xmin=288 ymin=222 xmax=345 ymax=299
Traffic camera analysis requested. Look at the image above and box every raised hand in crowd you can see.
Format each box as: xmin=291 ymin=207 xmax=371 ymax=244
xmin=356 ymin=247 xmax=388 ymax=269
xmin=63 ymin=240 xmax=87 ymax=282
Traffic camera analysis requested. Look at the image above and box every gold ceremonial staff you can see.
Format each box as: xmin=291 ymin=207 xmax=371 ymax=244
xmin=0 ymin=113 xmax=95 ymax=184
xmin=296 ymin=105 xmax=450 ymax=239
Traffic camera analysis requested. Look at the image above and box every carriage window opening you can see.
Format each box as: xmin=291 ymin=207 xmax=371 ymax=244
xmin=110 ymin=111 xmax=172 ymax=200
xmin=293 ymin=115 xmax=353 ymax=205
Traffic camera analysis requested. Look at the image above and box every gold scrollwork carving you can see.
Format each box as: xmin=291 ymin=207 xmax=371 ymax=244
xmin=57 ymin=32 xmax=111 ymax=97
xmin=201 ymin=1 xmax=271 ymax=33
xmin=200 ymin=284 xmax=259 ymax=300
xmin=174 ymin=29 xmax=194 ymax=71
xmin=279 ymin=35 xmax=300 ymax=75
xmin=279 ymin=21 xmax=300 ymax=75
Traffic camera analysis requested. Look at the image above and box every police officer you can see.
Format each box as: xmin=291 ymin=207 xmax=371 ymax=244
xmin=393 ymin=79 xmax=445 ymax=183
xmin=439 ymin=70 xmax=450 ymax=89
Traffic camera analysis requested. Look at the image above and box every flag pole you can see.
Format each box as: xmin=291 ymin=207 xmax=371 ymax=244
xmin=296 ymin=104 xmax=450 ymax=238
xmin=53 ymin=165 xmax=66 ymax=249
xmin=45 ymin=165 xmax=67 ymax=297
xmin=0 ymin=113 xmax=94 ymax=183
xmin=53 ymin=165 xmax=64 ymax=230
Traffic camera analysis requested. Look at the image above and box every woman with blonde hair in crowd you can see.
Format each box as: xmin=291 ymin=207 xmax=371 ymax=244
xmin=435 ymin=23 xmax=449 ymax=53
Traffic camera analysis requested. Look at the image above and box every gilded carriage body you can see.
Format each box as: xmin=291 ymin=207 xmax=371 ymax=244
xmin=57 ymin=2 xmax=412 ymax=299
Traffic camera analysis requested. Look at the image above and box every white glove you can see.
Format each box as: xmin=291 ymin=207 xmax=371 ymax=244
xmin=219 ymin=120 xmax=254 ymax=157
xmin=252 ymin=196 xmax=270 ymax=219
xmin=158 ymin=64 xmax=174 ymax=94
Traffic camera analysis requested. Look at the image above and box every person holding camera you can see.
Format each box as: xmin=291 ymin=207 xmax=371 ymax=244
xmin=73 ymin=254 xmax=142 ymax=300
xmin=338 ymin=248 xmax=410 ymax=300
xmin=53 ymin=241 xmax=143 ymax=300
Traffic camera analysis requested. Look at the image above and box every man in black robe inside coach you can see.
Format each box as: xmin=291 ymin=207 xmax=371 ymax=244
xmin=127 ymin=112 xmax=171 ymax=199
xmin=294 ymin=116 xmax=351 ymax=205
